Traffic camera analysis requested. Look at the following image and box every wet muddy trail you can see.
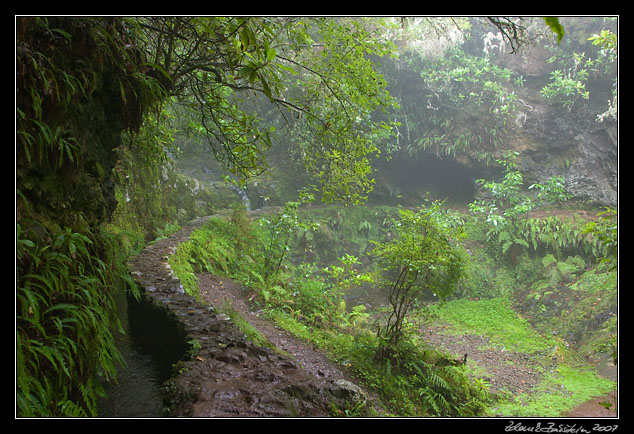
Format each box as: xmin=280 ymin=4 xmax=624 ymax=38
xmin=566 ymin=393 xmax=617 ymax=418
xmin=122 ymin=215 xmax=377 ymax=417
xmin=197 ymin=273 xmax=364 ymax=388
xmin=421 ymin=323 xmax=617 ymax=418
xmin=421 ymin=325 xmax=545 ymax=397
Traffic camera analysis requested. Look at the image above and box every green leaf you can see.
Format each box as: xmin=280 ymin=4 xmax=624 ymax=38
xmin=238 ymin=66 xmax=255 ymax=80
xmin=261 ymin=77 xmax=273 ymax=102
xmin=239 ymin=27 xmax=251 ymax=51
xmin=266 ymin=47 xmax=276 ymax=63
xmin=542 ymin=17 xmax=565 ymax=44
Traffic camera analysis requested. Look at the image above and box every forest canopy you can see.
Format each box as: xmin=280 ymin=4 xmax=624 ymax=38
xmin=124 ymin=16 xmax=399 ymax=203
xmin=132 ymin=16 xmax=568 ymax=203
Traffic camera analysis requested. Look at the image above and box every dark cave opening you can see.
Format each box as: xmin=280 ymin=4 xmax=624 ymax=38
xmin=374 ymin=152 xmax=478 ymax=206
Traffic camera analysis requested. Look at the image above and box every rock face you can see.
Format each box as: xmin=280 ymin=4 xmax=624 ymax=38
xmin=127 ymin=217 xmax=368 ymax=418
xmin=495 ymin=33 xmax=618 ymax=207
xmin=565 ymin=124 xmax=618 ymax=206
xmin=509 ymin=100 xmax=617 ymax=207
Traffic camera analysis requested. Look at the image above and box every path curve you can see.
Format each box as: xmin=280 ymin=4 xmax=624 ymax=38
xmin=126 ymin=215 xmax=376 ymax=417
xmin=125 ymin=213 xmax=615 ymax=418
xmin=421 ymin=324 xmax=617 ymax=418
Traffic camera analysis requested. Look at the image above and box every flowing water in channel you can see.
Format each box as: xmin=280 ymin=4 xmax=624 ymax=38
xmin=97 ymin=290 xmax=165 ymax=418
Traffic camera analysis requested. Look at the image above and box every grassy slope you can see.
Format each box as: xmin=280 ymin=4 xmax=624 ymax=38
xmin=431 ymin=297 xmax=616 ymax=416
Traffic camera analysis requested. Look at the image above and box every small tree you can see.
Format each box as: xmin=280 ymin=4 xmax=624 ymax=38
xmin=323 ymin=253 xmax=375 ymax=297
xmin=371 ymin=201 xmax=468 ymax=360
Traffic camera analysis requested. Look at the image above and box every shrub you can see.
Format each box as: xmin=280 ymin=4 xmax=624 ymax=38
xmin=370 ymin=201 xmax=468 ymax=358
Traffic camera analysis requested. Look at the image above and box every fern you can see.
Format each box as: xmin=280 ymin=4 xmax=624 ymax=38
xmin=246 ymin=267 xmax=266 ymax=287
xmin=541 ymin=254 xmax=585 ymax=287
xmin=435 ymin=392 xmax=451 ymax=412
xmin=203 ymin=237 xmax=235 ymax=274
xmin=17 ymin=224 xmax=133 ymax=417
xmin=497 ymin=230 xmax=512 ymax=243
xmin=427 ymin=370 xmax=451 ymax=391
xmin=358 ymin=220 xmax=372 ymax=234
xmin=514 ymin=238 xmax=529 ymax=249
xmin=542 ymin=253 xmax=558 ymax=269
xmin=501 ymin=240 xmax=513 ymax=254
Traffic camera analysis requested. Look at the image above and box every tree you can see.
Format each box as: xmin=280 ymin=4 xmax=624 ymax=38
xmin=486 ymin=16 xmax=565 ymax=53
xmin=132 ymin=16 xmax=398 ymax=203
xmin=15 ymin=16 xmax=396 ymax=416
xmin=258 ymin=201 xmax=316 ymax=282
xmin=371 ymin=201 xmax=468 ymax=359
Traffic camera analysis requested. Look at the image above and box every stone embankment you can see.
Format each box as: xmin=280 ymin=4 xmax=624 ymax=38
xmin=126 ymin=216 xmax=369 ymax=417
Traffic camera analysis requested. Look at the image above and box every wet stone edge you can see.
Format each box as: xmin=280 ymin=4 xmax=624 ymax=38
xmin=125 ymin=217 xmax=368 ymax=417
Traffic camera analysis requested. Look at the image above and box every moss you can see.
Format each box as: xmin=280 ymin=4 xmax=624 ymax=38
xmin=434 ymin=298 xmax=558 ymax=354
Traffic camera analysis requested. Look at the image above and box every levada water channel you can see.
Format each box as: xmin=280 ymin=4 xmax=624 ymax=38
xmin=97 ymin=189 xmax=252 ymax=418
xmin=97 ymin=286 xmax=185 ymax=418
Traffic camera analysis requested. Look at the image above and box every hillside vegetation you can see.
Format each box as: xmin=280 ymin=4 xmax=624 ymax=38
xmin=16 ymin=16 xmax=617 ymax=417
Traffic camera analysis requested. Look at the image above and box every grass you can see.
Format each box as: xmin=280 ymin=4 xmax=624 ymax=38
xmin=218 ymin=301 xmax=295 ymax=359
xmin=492 ymin=364 xmax=616 ymax=417
xmin=167 ymin=205 xmax=617 ymax=417
xmin=264 ymin=307 xmax=359 ymax=364
xmin=430 ymin=297 xmax=617 ymax=417
xmin=264 ymin=307 xmax=492 ymax=417
xmin=432 ymin=297 xmax=557 ymax=353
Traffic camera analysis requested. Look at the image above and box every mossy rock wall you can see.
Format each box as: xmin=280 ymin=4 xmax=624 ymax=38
xmin=17 ymin=17 xmax=161 ymax=235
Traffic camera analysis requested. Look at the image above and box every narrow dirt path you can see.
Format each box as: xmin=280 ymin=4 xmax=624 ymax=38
xmin=129 ymin=212 xmax=615 ymax=418
xmin=197 ymin=273 xmax=360 ymax=384
xmin=420 ymin=323 xmax=618 ymax=418
xmin=420 ymin=324 xmax=545 ymax=396
xmin=565 ymin=393 xmax=617 ymax=417
xmin=128 ymin=214 xmax=379 ymax=417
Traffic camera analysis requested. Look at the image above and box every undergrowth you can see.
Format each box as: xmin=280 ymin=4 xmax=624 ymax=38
xmin=16 ymin=222 xmax=139 ymax=416
xmin=493 ymin=364 xmax=615 ymax=417
xmin=218 ymin=300 xmax=290 ymax=358
xmin=431 ymin=297 xmax=616 ymax=417
xmin=432 ymin=297 xmax=558 ymax=354
xmin=168 ymin=203 xmax=493 ymax=416
xmin=168 ymin=202 xmax=617 ymax=417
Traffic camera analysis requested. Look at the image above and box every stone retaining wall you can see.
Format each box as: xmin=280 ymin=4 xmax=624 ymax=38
xmin=126 ymin=216 xmax=367 ymax=417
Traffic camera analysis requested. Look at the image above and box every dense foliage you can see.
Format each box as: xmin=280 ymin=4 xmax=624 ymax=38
xmin=468 ymin=150 xmax=572 ymax=261
xmin=16 ymin=17 xmax=165 ymax=416
xmin=167 ymin=194 xmax=617 ymax=416
xmin=16 ymin=224 xmax=138 ymax=416
xmin=131 ymin=17 xmax=398 ymax=203
xmin=168 ymin=204 xmax=491 ymax=416
xmin=16 ymin=16 xmax=617 ymax=418
xmin=15 ymin=16 xmax=397 ymax=416
xmin=389 ymin=45 xmax=519 ymax=164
